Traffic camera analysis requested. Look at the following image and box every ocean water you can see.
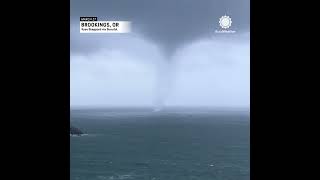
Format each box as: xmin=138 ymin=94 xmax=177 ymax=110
xmin=70 ymin=108 xmax=250 ymax=180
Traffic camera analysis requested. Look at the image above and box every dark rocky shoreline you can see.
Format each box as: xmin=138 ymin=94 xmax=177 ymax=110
xmin=70 ymin=125 xmax=84 ymax=136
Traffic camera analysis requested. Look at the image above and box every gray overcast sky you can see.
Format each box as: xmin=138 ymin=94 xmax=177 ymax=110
xmin=71 ymin=0 xmax=249 ymax=56
xmin=70 ymin=0 xmax=250 ymax=108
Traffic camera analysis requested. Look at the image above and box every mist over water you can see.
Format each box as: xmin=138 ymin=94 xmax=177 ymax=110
xmin=70 ymin=28 xmax=249 ymax=108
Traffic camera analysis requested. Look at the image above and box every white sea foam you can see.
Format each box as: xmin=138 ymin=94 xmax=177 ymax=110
xmin=104 ymin=174 xmax=133 ymax=180
xmin=118 ymin=174 xmax=133 ymax=179
xmin=70 ymin=133 xmax=89 ymax=137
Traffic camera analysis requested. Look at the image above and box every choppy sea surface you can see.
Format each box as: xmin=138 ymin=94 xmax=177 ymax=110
xmin=71 ymin=108 xmax=250 ymax=180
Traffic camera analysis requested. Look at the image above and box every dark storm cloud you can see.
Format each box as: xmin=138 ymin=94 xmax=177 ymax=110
xmin=70 ymin=0 xmax=249 ymax=56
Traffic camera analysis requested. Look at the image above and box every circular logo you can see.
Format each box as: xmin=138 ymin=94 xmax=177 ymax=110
xmin=219 ymin=15 xmax=232 ymax=29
